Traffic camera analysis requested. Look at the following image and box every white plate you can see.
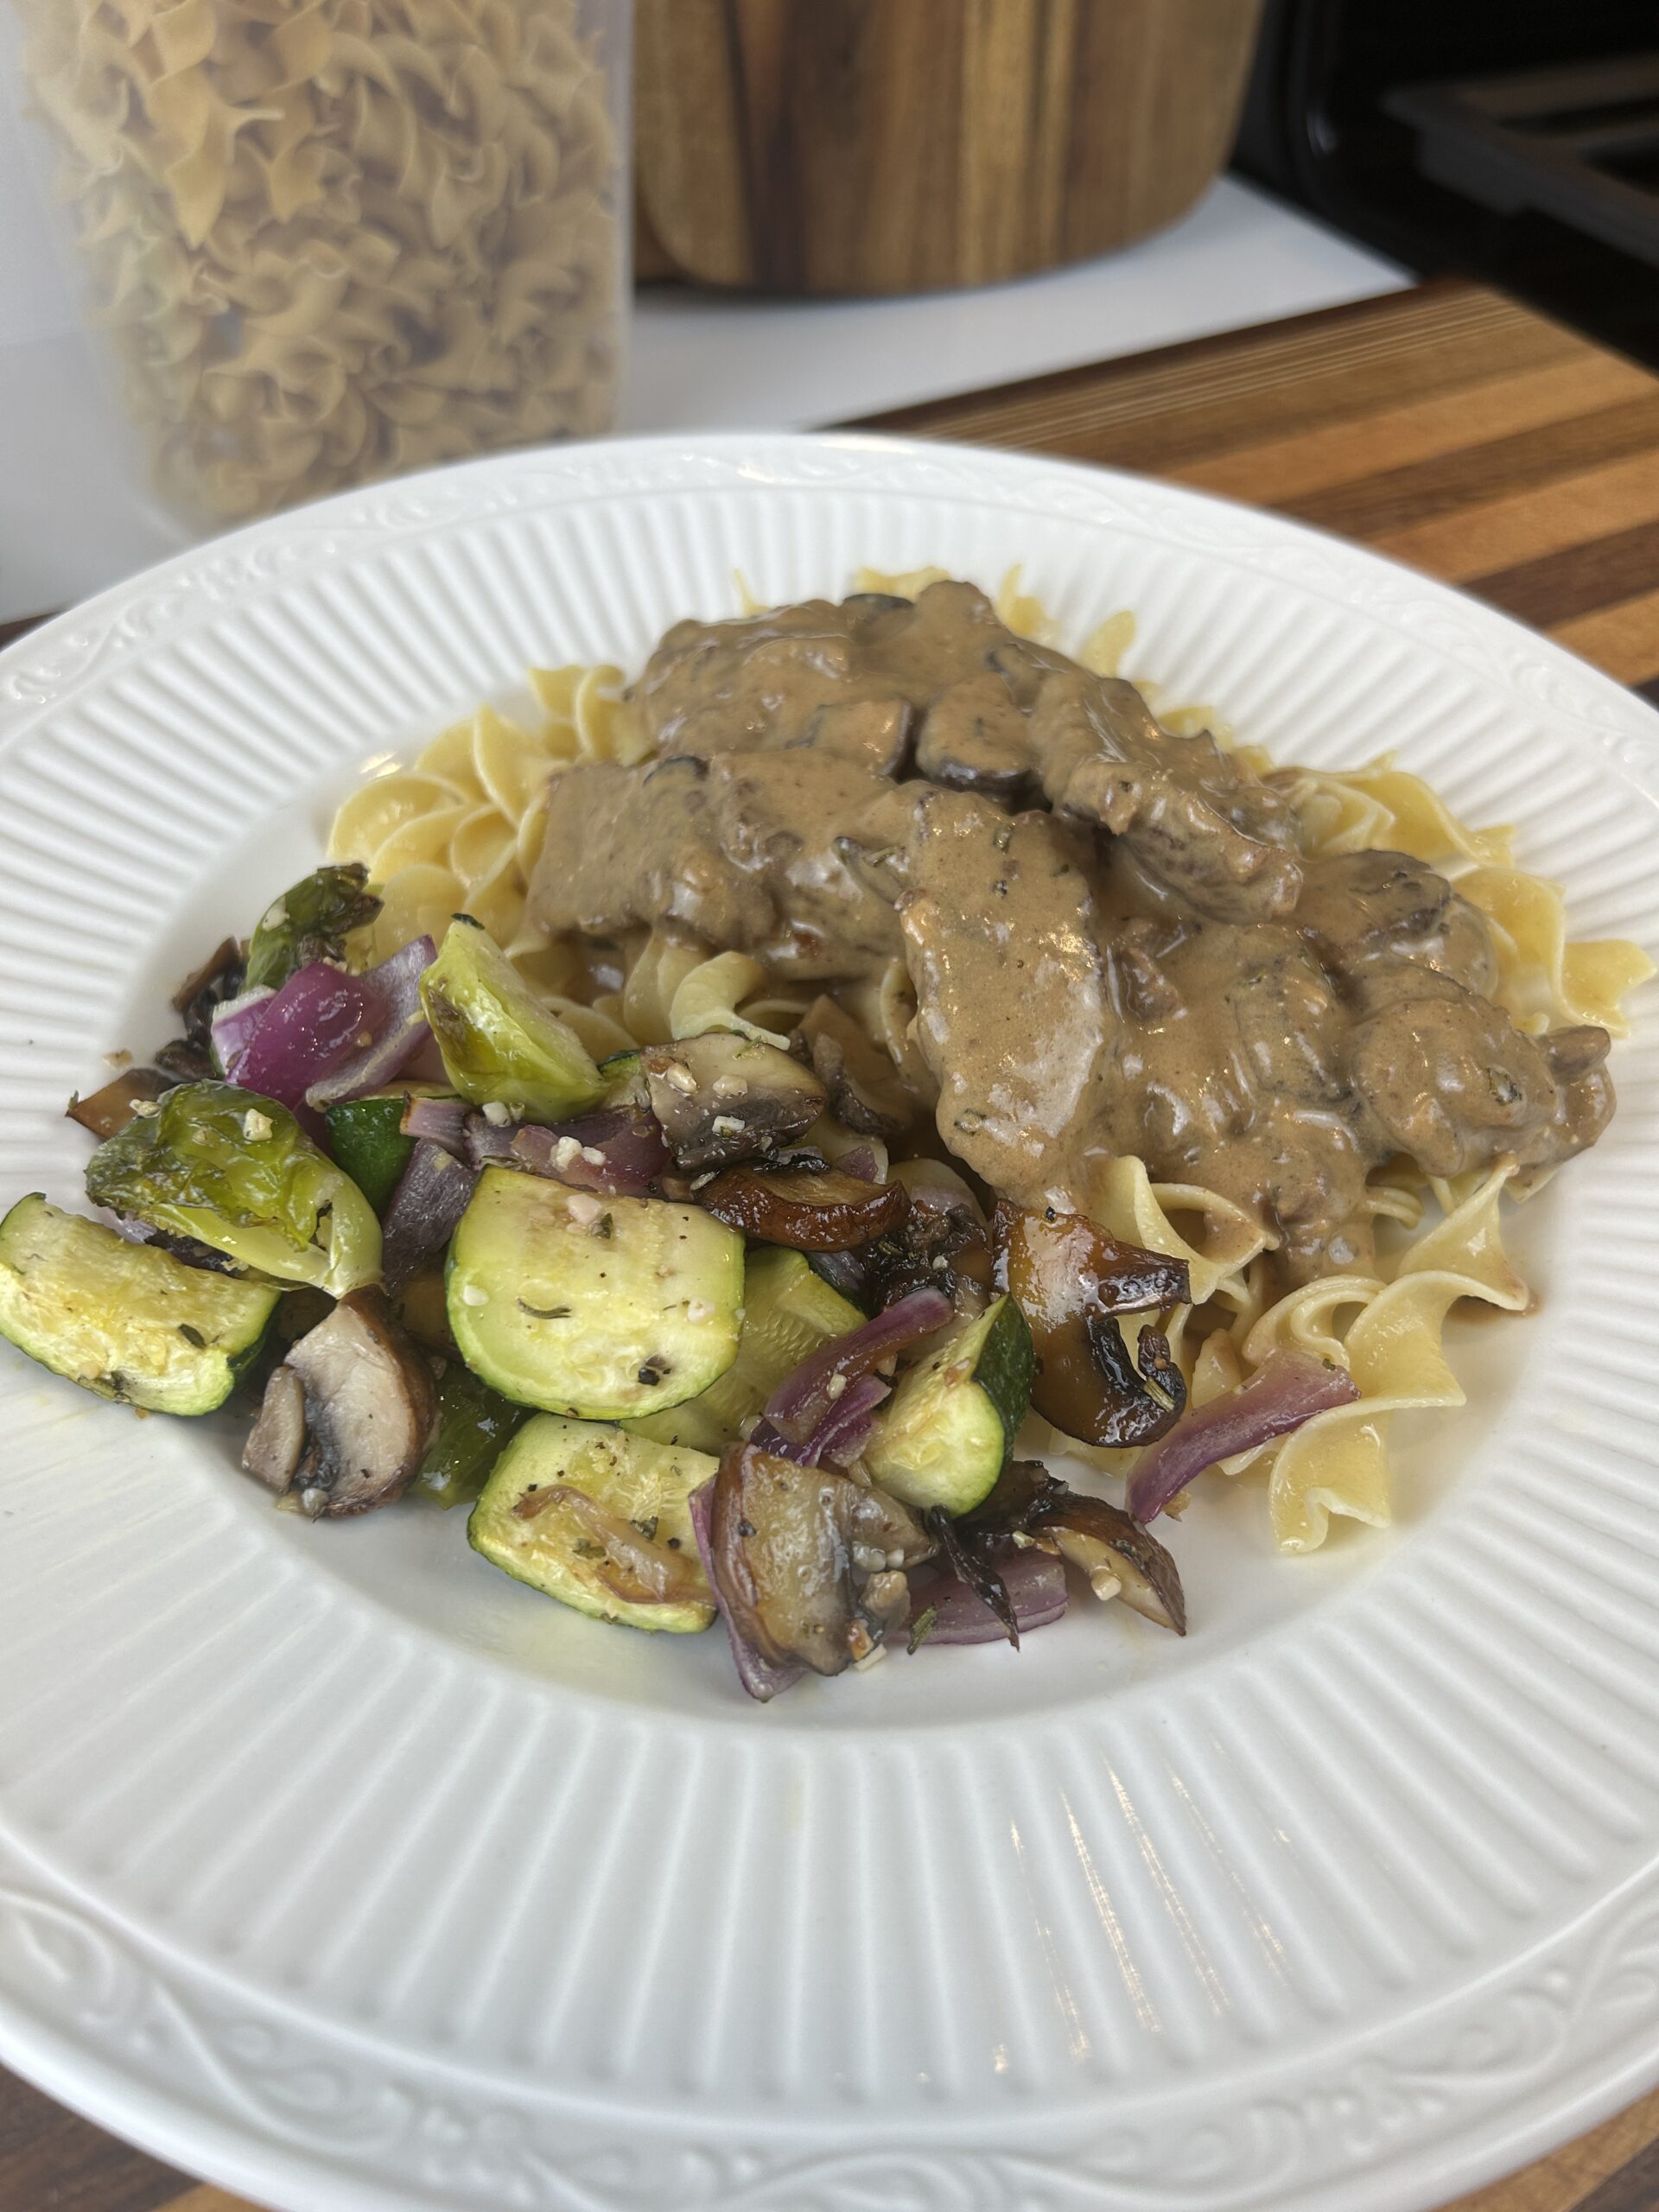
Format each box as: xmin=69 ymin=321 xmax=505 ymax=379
xmin=3 ymin=433 xmax=1659 ymax=2212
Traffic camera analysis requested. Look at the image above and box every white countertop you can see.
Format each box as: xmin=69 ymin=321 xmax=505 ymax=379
xmin=0 ymin=170 xmax=1405 ymax=626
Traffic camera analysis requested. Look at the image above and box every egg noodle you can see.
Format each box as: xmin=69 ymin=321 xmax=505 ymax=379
xmin=327 ymin=572 xmax=1652 ymax=1554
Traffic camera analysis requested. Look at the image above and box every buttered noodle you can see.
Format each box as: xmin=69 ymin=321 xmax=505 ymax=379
xmin=328 ymin=574 xmax=1651 ymax=1553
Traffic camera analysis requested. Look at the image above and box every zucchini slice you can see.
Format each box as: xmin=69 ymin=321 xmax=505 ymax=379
xmin=864 ymin=1294 xmax=1033 ymax=1515
xmin=447 ymin=1166 xmax=742 ymax=1420
xmin=324 ymin=1084 xmax=454 ymax=1213
xmin=624 ymin=1246 xmax=865 ymax=1452
xmin=468 ymin=1414 xmax=716 ymax=1632
xmin=414 ymin=1362 xmax=529 ymax=1508
xmin=0 ymin=1194 xmax=280 ymax=1414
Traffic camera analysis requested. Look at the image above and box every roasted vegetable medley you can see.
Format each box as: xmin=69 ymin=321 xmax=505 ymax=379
xmin=1 ymin=862 xmax=1357 ymax=1701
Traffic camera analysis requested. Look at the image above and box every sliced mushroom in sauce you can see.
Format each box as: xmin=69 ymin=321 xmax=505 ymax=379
xmin=797 ymin=995 xmax=916 ymax=1138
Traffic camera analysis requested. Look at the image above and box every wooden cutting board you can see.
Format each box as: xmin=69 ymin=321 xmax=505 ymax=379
xmin=3 ymin=279 xmax=1658 ymax=2212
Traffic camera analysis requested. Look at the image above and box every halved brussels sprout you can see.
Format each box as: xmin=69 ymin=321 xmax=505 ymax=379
xmin=85 ymin=1080 xmax=382 ymax=1295
xmin=419 ymin=919 xmax=607 ymax=1122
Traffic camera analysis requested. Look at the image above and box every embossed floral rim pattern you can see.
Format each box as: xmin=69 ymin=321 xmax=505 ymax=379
xmin=1 ymin=435 xmax=1657 ymax=2212
xmin=3 ymin=1827 xmax=1658 ymax=2212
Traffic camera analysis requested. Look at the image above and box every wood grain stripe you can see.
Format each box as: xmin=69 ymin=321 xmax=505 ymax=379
xmin=1375 ymin=448 xmax=1659 ymax=582
xmin=1288 ymin=394 xmax=1659 ymax=538
xmin=156 ymin=2189 xmax=263 ymax=2211
xmin=1575 ymin=2136 xmax=1659 ymax=2212
xmin=0 ymin=2068 xmax=190 ymax=2212
xmin=856 ymin=285 xmax=1580 ymax=474
xmin=1168 ymin=353 xmax=1655 ymax=506
xmin=861 ymin=278 xmax=1659 ymax=673
xmin=1475 ymin=514 xmax=1659 ymax=629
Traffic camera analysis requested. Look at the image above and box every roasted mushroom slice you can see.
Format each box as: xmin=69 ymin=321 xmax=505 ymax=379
xmin=244 ymin=1362 xmax=306 ymax=1474
xmin=913 ymin=672 xmax=1033 ymax=800
xmin=994 ymin=1201 xmax=1189 ymax=1446
xmin=66 ymin=1066 xmax=174 ymax=1139
xmin=1037 ymin=1495 xmax=1186 ymax=1634
xmin=644 ymin=1033 xmax=826 ymax=1171
xmin=700 ymin=1163 xmax=909 ymax=1249
xmin=151 ymin=1039 xmax=216 ymax=1084
xmin=1078 ymin=1312 xmax=1187 ymax=1447
xmin=926 ymin=1506 xmax=1021 ymax=1645
xmin=963 ymin=1454 xmax=1069 ymax=1534
xmin=1541 ymin=1023 xmax=1613 ymax=1087
xmin=242 ymin=1287 xmax=439 ymax=1517
xmin=168 ymin=935 xmax=247 ymax=1063
xmin=798 ymin=995 xmax=916 ymax=1138
xmin=806 ymin=697 xmax=915 ymax=776
xmin=962 ymin=1459 xmax=1187 ymax=1636
xmin=708 ymin=1441 xmax=934 ymax=1676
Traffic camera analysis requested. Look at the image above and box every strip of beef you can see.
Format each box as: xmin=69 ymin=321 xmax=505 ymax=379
xmin=1098 ymin=915 xmax=1382 ymax=1276
xmin=1294 ymin=849 xmax=1498 ymax=998
xmin=627 ymin=579 xmax=1302 ymax=923
xmin=1026 ymin=670 xmax=1304 ymax=923
xmin=1077 ymin=892 xmax=1610 ymax=1279
xmin=899 ymin=789 xmax=1107 ymax=1206
xmin=632 ymin=581 xmax=1037 ymax=772
xmin=1343 ymin=972 xmax=1611 ymax=1180
xmin=1295 ymin=851 xmax=1611 ymax=1185
xmin=529 ymin=749 xmax=917 ymax=983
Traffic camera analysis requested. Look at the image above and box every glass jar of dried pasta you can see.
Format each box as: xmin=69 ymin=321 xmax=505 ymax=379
xmin=7 ymin=0 xmax=629 ymax=524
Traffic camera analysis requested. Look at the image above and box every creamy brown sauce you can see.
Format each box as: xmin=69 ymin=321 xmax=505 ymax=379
xmin=531 ymin=582 xmax=1613 ymax=1281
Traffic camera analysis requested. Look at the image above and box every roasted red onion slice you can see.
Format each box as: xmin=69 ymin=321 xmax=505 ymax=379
xmin=403 ymin=1095 xmax=471 ymax=1154
xmin=380 ymin=1139 xmax=479 ymax=1292
xmin=802 ymin=1248 xmax=869 ymax=1304
xmin=213 ymin=938 xmax=435 ymax=1121
xmin=799 ymin=1369 xmax=890 ymax=1465
xmin=216 ymin=961 xmax=370 ymax=1126
xmin=752 ymin=1370 xmax=892 ymax=1468
xmin=906 ymin=1547 xmax=1068 ymax=1647
xmin=688 ymin=1477 xmax=805 ymax=1704
xmin=305 ymin=936 xmax=436 ymax=1106
xmin=206 ymin=985 xmax=275 ymax=1080
xmin=764 ymin=1285 xmax=950 ymax=1445
xmin=508 ymin=1107 xmax=674 ymax=1196
xmin=461 ymin=1115 xmax=516 ymax=1168
xmin=1126 ymin=1347 xmax=1360 ymax=1522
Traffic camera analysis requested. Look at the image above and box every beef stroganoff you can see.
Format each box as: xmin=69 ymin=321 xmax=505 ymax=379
xmin=2 ymin=572 xmax=1646 ymax=1698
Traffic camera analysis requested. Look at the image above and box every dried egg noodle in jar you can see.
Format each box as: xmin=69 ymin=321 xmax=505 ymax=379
xmin=328 ymin=571 xmax=1652 ymax=1554
xmin=15 ymin=0 xmax=621 ymax=520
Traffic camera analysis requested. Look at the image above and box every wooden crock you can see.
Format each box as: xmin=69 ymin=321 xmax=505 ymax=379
xmin=633 ymin=0 xmax=1268 ymax=295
